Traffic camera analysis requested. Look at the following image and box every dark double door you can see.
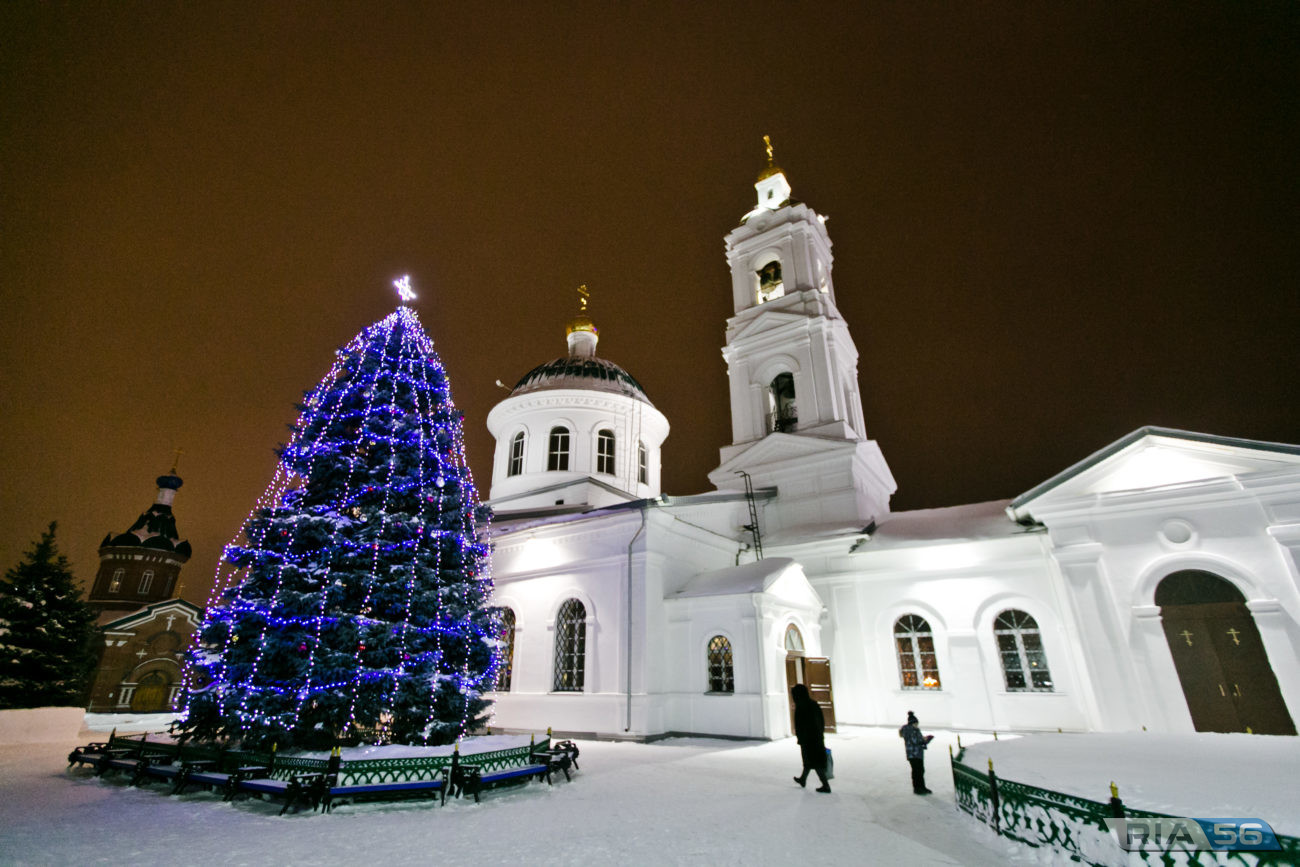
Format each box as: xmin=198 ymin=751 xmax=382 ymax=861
xmin=1161 ymin=602 xmax=1295 ymax=735
xmin=786 ymin=655 xmax=837 ymax=733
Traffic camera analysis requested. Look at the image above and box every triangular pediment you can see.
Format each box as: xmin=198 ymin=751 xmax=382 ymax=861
xmin=671 ymin=557 xmax=823 ymax=610
xmin=727 ymin=309 xmax=814 ymax=344
xmin=101 ymin=598 xmax=204 ymax=633
xmin=710 ymin=433 xmax=857 ymax=484
xmin=1010 ymin=427 xmax=1300 ymax=520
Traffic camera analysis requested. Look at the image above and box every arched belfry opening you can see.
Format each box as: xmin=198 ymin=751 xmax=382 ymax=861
xmin=1157 ymin=570 xmax=1295 ymax=735
xmin=767 ymin=372 xmax=797 ymax=433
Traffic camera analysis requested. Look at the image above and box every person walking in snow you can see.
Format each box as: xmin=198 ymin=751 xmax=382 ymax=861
xmin=899 ymin=711 xmax=934 ymax=794
xmin=791 ymin=683 xmax=831 ymax=793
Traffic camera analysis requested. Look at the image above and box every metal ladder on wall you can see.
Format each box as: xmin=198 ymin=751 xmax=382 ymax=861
xmin=736 ymin=470 xmax=763 ymax=561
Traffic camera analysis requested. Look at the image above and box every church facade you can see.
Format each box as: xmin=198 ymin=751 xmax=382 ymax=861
xmin=483 ymin=151 xmax=1300 ymax=741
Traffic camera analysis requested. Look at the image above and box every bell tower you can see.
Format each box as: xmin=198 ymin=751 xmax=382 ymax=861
xmin=709 ymin=139 xmax=895 ymax=533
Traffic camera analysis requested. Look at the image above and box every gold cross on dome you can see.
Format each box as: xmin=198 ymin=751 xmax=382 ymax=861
xmin=1179 ymin=629 xmax=1194 ymax=646
xmin=763 ymin=134 xmax=774 ymax=163
xmin=171 ymin=447 xmax=183 ymax=474
xmin=577 ymin=283 xmax=590 ymax=312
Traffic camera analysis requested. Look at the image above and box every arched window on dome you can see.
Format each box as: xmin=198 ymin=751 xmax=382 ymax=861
xmin=547 ymin=427 xmax=570 ymax=471
xmin=767 ymin=372 xmax=797 ymax=433
xmin=508 ymin=432 xmax=525 ymax=477
xmin=638 ymin=442 xmax=648 ymax=485
xmin=706 ymin=635 xmax=734 ymax=694
xmin=138 ymin=570 xmax=154 ymax=595
xmin=894 ymin=614 xmax=940 ymax=690
xmin=108 ymin=568 xmax=124 ymax=594
xmin=994 ymin=609 xmax=1053 ymax=692
xmin=496 ymin=607 xmax=516 ymax=692
xmin=596 ymin=429 xmax=615 ymax=475
xmin=553 ymin=598 xmax=586 ymax=692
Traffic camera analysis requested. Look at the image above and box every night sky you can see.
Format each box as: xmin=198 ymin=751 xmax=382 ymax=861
xmin=2 ymin=3 xmax=1296 ymax=603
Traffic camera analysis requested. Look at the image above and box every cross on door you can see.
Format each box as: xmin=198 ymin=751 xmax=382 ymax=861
xmin=1226 ymin=628 xmax=1241 ymax=646
xmin=1180 ymin=629 xmax=1194 ymax=646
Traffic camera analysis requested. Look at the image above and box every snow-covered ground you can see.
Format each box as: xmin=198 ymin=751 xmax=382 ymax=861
xmin=963 ymin=732 xmax=1300 ymax=837
xmin=4 ymin=724 xmax=1022 ymax=866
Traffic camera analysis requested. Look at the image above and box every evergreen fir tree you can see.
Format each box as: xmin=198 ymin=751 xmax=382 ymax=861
xmin=182 ymin=294 xmax=497 ymax=750
xmin=0 ymin=523 xmax=99 ymax=709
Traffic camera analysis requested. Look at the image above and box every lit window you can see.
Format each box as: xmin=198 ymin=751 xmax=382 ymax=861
xmin=894 ymin=614 xmax=941 ymax=690
xmin=138 ymin=570 xmax=154 ymax=594
xmin=994 ymin=609 xmax=1054 ymax=692
xmin=638 ymin=442 xmax=648 ymax=485
xmin=547 ymin=427 xmax=570 ymax=471
xmin=108 ymin=569 xmax=124 ymax=594
xmin=707 ymin=635 xmax=734 ymax=694
xmin=553 ymin=598 xmax=586 ymax=692
xmin=596 ymin=429 xmax=615 ymax=475
xmin=496 ymin=608 xmax=516 ymax=692
xmin=508 ymin=432 xmax=525 ymax=477
xmin=117 ymin=684 xmax=136 ymax=707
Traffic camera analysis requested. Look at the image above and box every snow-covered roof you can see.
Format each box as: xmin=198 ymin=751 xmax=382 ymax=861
xmin=674 ymin=557 xmax=799 ymax=598
xmin=866 ymin=500 xmax=1021 ymax=550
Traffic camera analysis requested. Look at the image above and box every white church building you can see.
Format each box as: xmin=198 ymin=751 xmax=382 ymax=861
xmin=483 ymin=150 xmax=1300 ymax=741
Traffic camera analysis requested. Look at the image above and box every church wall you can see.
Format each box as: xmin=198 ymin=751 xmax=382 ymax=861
xmin=807 ymin=535 xmax=1091 ymax=734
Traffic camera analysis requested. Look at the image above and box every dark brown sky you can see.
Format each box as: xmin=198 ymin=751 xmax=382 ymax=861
xmin=2 ymin=3 xmax=1296 ymax=602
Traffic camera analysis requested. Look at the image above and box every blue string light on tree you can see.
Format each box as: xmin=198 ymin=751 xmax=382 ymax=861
xmin=180 ymin=275 xmax=497 ymax=750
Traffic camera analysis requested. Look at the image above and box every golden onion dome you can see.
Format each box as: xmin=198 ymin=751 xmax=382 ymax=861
xmin=566 ymin=314 xmax=598 ymax=336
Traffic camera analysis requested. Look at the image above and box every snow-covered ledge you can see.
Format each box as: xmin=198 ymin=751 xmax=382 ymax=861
xmin=0 ymin=707 xmax=85 ymax=744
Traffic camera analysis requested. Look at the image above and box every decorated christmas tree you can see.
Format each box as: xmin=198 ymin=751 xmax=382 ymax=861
xmin=182 ymin=279 xmax=497 ymax=749
xmin=0 ymin=523 xmax=99 ymax=709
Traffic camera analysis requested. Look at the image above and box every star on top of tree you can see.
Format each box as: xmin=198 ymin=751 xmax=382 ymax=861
xmin=394 ymin=274 xmax=417 ymax=304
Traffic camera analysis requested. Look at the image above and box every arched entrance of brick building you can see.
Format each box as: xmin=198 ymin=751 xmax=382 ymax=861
xmin=1158 ymin=570 xmax=1295 ymax=735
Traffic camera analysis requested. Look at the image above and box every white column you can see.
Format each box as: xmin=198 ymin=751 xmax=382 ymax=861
xmin=1129 ymin=604 xmax=1194 ymax=731
xmin=1247 ymin=599 xmax=1300 ymax=725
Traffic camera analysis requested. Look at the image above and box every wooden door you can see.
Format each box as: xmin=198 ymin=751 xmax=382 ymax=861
xmin=803 ymin=657 xmax=837 ymax=733
xmin=1162 ymin=602 xmax=1296 ymax=735
xmin=131 ymin=672 xmax=169 ymax=712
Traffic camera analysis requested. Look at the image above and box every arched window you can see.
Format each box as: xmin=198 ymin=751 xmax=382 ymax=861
xmin=637 ymin=442 xmax=648 ymax=485
xmin=108 ymin=568 xmax=124 ymax=594
xmin=553 ymin=598 xmax=586 ymax=692
xmin=757 ymin=259 xmax=784 ymax=303
xmin=496 ymin=607 xmax=516 ymax=691
xmin=547 ymin=427 xmax=570 ymax=471
xmin=596 ymin=429 xmax=615 ymax=475
xmin=707 ymin=635 xmax=734 ymax=694
xmin=508 ymin=432 xmax=525 ymax=477
xmin=138 ymin=570 xmax=154 ymax=595
xmin=768 ymin=373 xmax=796 ymax=432
xmin=894 ymin=614 xmax=941 ymax=689
xmin=994 ymin=609 xmax=1053 ymax=692
xmin=784 ymin=624 xmax=804 ymax=653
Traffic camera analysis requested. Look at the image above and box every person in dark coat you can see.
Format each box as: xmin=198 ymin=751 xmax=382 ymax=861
xmin=790 ymin=683 xmax=831 ymax=793
xmin=899 ymin=710 xmax=934 ymax=794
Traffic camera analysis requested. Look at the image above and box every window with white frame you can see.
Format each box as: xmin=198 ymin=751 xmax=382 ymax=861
xmin=706 ymin=635 xmax=734 ymax=694
xmin=784 ymin=624 xmax=804 ymax=653
xmin=108 ymin=568 xmax=124 ymax=593
xmin=596 ymin=429 xmax=615 ymax=475
xmin=894 ymin=614 xmax=941 ymax=689
xmin=138 ymin=570 xmax=154 ymax=594
xmin=508 ymin=432 xmax=525 ymax=476
xmin=994 ymin=609 xmax=1054 ymax=691
xmin=117 ymin=684 xmax=136 ymax=707
xmin=553 ymin=598 xmax=586 ymax=692
xmin=637 ymin=442 xmax=648 ymax=485
xmin=547 ymin=427 xmax=570 ymax=471
xmin=496 ymin=607 xmax=516 ymax=692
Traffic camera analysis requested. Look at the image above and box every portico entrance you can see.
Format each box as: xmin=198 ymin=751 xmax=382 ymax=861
xmin=1158 ymin=570 xmax=1295 ymax=735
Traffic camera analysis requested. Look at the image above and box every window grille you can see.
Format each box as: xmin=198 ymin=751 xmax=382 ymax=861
xmin=894 ymin=614 xmax=941 ymax=689
xmin=508 ymin=432 xmax=525 ymax=476
xmin=138 ymin=570 xmax=154 ymax=594
xmin=547 ymin=427 xmax=570 ymax=471
xmin=638 ymin=442 xmax=648 ymax=485
xmin=553 ymin=598 xmax=586 ymax=692
xmin=707 ymin=635 xmax=734 ymax=693
xmin=784 ymin=624 xmax=804 ymax=652
xmin=108 ymin=568 xmax=124 ymax=593
xmin=496 ymin=608 xmax=516 ymax=691
xmin=994 ymin=609 xmax=1054 ymax=691
xmin=596 ymin=429 xmax=615 ymax=475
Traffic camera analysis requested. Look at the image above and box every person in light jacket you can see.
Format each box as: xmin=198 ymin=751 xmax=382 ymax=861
xmin=899 ymin=710 xmax=934 ymax=794
xmin=791 ymin=683 xmax=830 ymax=793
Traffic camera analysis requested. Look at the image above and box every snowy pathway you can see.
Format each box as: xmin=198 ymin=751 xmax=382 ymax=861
xmin=1 ymin=727 xmax=1023 ymax=866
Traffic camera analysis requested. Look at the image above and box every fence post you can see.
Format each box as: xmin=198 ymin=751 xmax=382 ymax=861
xmin=988 ymin=758 xmax=1001 ymax=836
xmin=1107 ymin=781 xmax=1125 ymax=820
